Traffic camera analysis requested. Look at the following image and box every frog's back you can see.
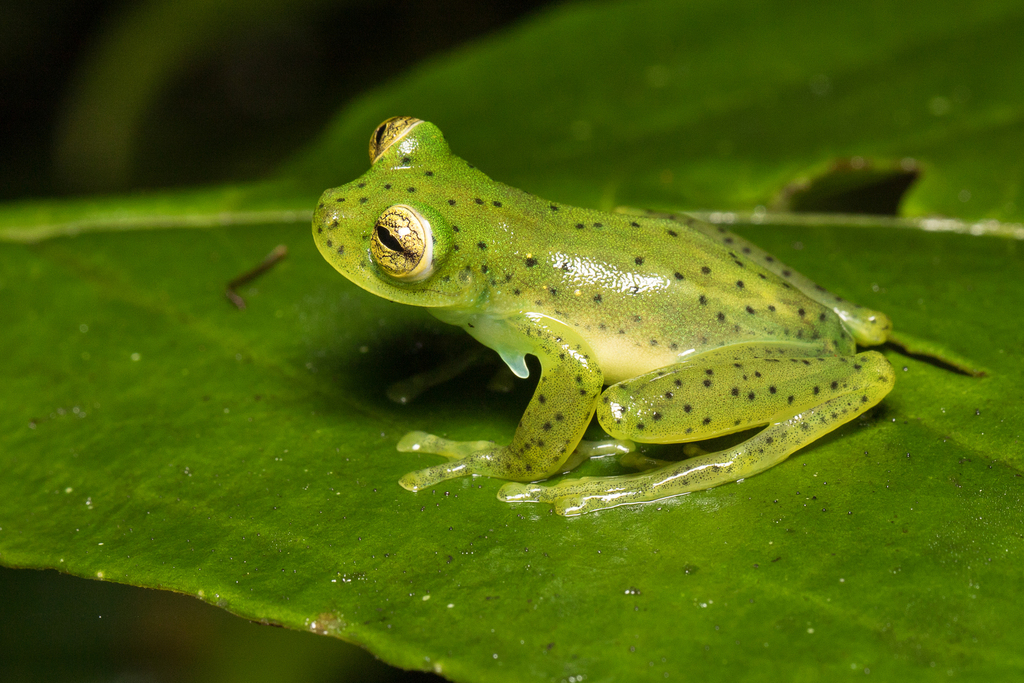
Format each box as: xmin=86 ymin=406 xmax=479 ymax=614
xmin=422 ymin=178 xmax=850 ymax=381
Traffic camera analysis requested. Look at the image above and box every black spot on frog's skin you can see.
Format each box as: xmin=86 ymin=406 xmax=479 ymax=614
xmin=734 ymin=260 xmax=744 ymax=268
xmin=542 ymin=422 xmax=552 ymax=431
xmin=664 ymin=391 xmax=674 ymax=399
xmin=702 ymin=417 xmax=712 ymax=425
xmin=769 ymin=385 xmax=777 ymax=394
xmin=631 ymin=221 xmax=640 ymax=228
xmin=635 ymin=256 xmax=644 ymax=265
xmin=746 ymin=306 xmax=755 ymax=315
xmin=736 ymin=280 xmax=745 ymax=289
xmin=448 ymin=199 xmax=456 ymax=206
xmin=684 ymin=404 xmax=692 ymax=413
xmin=550 ymin=205 xmax=559 ymax=211
xmin=854 ymin=363 xmax=862 ymax=370
xmin=674 ymin=272 xmax=684 ymax=280
xmin=768 ymin=305 xmax=776 ymax=312
xmin=474 ymin=198 xmax=484 ymax=205
xmin=819 ymin=313 xmax=827 ymax=322
xmin=637 ymin=423 xmax=645 ymax=431
xmin=384 ymin=184 xmax=392 ymax=190
xmin=336 ymin=246 xmax=344 ymax=254
xmin=359 ymin=197 xmax=368 ymax=204
xmin=667 ymin=230 xmax=678 ymax=237
xmin=452 ymin=225 xmax=460 ymax=232
xmin=335 ymin=197 xmax=345 ymax=202
xmin=813 ymin=386 xmax=820 ymax=395
xmin=316 ymin=226 xmax=322 ymax=234
xmin=650 ymin=339 xmax=658 ymax=346
xmin=357 ymin=182 xmax=366 ymax=188
xmin=861 ymin=395 xmax=869 ymax=403
xmin=594 ymin=223 xmax=603 ymax=228
xmin=477 ymin=241 xmax=487 ymax=250
xmin=724 ymin=237 xmax=734 ymax=244
xmin=798 ymin=308 xmax=806 ymax=317
xmin=705 ymin=369 xmax=714 ymax=375
xmin=538 ymin=394 xmax=547 ymax=404
xmin=788 ymin=395 xmax=795 ymax=404
xmin=703 ymin=379 xmax=712 ymax=388
xmin=525 ymin=257 xmax=538 ymax=267
xmin=699 ymin=295 xmax=708 ymax=306
xmin=402 ymin=156 xmax=411 ymax=164
xmin=701 ymin=266 xmax=711 ymax=275
xmin=424 ymin=171 xmax=433 ymax=176
xmin=717 ymin=312 xmax=726 ymax=322
xmin=593 ymin=294 xmax=603 ymax=303
xmin=575 ymin=223 xmax=585 ymax=229
xmin=782 ymin=269 xmax=792 ymax=277
xmin=407 ymin=187 xmax=416 ymax=193
xmin=513 ymin=288 xmax=521 ymax=295
xmin=731 ymin=387 xmax=739 ymax=396
xmin=675 ymin=379 xmax=683 ymax=387
xmin=748 ymin=392 xmax=755 ymax=401
xmin=493 ymin=201 xmax=502 ymax=207
xmin=325 ymin=239 xmax=333 ymax=247
xmin=831 ymin=381 xmax=839 ymax=390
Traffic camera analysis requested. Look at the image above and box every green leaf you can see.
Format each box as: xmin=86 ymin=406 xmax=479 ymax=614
xmin=3 ymin=0 xmax=1023 ymax=681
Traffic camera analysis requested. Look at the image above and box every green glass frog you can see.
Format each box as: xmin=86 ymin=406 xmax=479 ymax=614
xmin=313 ymin=117 xmax=895 ymax=515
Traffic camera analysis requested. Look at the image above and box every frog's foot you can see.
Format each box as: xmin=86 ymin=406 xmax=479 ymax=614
xmin=396 ymin=431 xmax=500 ymax=491
xmin=396 ymin=431 xmax=497 ymax=460
xmin=500 ymin=474 xmax=668 ymax=516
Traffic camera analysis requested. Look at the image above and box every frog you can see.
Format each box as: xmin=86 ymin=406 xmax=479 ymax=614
xmin=313 ymin=116 xmax=896 ymax=516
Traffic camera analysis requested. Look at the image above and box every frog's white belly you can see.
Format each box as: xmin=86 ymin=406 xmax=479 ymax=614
xmin=590 ymin=333 xmax=693 ymax=385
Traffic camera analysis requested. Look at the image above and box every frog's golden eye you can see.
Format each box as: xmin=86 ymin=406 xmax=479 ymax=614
xmin=369 ymin=117 xmax=423 ymax=164
xmin=370 ymin=205 xmax=434 ymax=281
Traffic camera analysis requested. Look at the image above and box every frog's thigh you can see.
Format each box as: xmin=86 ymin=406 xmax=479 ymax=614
xmin=500 ymin=351 xmax=894 ymax=515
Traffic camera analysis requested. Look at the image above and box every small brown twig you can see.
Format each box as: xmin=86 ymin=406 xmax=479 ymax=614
xmin=225 ymin=244 xmax=288 ymax=310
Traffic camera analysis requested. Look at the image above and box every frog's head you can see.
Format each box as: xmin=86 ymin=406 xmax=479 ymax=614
xmin=313 ymin=116 xmax=487 ymax=310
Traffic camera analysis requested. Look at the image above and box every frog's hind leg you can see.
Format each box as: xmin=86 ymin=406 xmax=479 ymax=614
xmin=499 ymin=350 xmax=894 ymax=515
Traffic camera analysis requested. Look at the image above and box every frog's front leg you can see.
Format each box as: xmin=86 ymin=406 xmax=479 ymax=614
xmin=397 ymin=315 xmax=603 ymax=490
xmin=500 ymin=349 xmax=894 ymax=515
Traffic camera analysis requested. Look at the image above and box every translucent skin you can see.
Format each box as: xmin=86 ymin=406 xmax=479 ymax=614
xmin=313 ymin=118 xmax=895 ymax=516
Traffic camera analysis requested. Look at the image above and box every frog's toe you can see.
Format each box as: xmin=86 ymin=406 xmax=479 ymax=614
xmin=496 ymin=482 xmax=546 ymax=503
xmin=396 ymin=431 xmax=433 ymax=452
xmin=396 ymin=431 xmax=496 ymax=459
xmin=620 ymin=452 xmax=670 ymax=471
xmin=399 ymin=459 xmax=471 ymax=491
